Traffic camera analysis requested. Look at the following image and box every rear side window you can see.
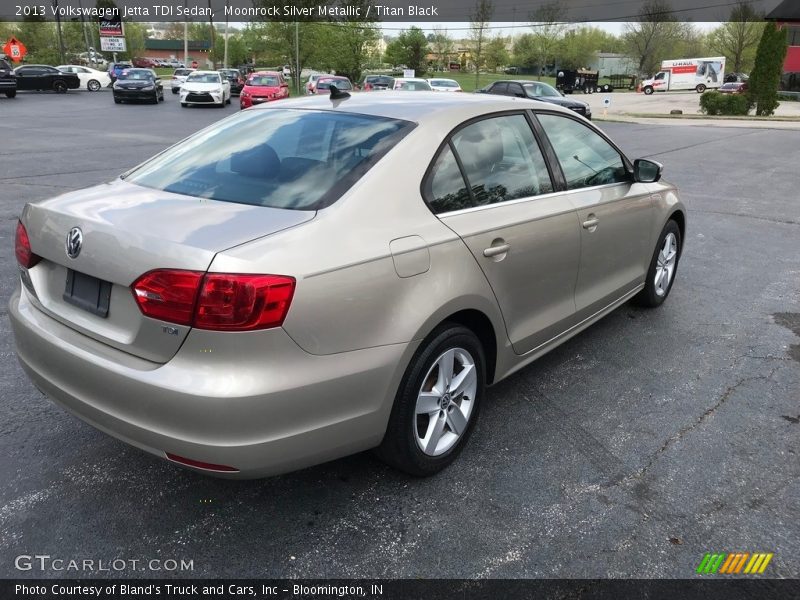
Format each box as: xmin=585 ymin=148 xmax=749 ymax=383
xmin=537 ymin=113 xmax=628 ymax=190
xmin=126 ymin=109 xmax=414 ymax=210
xmin=424 ymin=114 xmax=554 ymax=214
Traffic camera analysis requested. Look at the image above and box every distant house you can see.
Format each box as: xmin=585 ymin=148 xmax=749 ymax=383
xmin=766 ymin=0 xmax=800 ymax=74
xmin=143 ymin=39 xmax=211 ymax=64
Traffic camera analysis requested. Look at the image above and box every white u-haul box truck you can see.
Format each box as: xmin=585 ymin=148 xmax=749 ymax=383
xmin=641 ymin=57 xmax=726 ymax=94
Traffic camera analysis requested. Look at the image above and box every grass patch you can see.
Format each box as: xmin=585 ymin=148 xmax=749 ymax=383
xmin=623 ymin=112 xmax=800 ymax=122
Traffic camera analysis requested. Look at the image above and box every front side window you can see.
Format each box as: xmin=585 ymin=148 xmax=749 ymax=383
xmin=489 ymin=82 xmax=508 ymax=95
xmin=654 ymin=72 xmax=666 ymax=80
xmin=126 ymin=109 xmax=414 ymax=211
xmin=537 ymin=113 xmax=628 ymax=190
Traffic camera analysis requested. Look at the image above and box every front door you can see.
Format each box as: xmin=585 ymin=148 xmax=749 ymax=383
xmin=535 ymin=112 xmax=655 ymax=321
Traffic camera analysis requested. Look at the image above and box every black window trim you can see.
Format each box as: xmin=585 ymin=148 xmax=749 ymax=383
xmin=421 ymin=109 xmax=560 ymax=216
xmin=530 ymin=109 xmax=635 ymax=192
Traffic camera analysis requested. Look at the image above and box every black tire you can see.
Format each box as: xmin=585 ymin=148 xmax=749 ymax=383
xmin=172 ymin=88 xmax=178 ymax=94
xmin=696 ymin=84 xmax=706 ymax=93
xmin=158 ymin=92 xmax=164 ymax=102
xmin=87 ymin=79 xmax=101 ymax=92
xmin=114 ymin=98 xmax=121 ymax=104
xmin=634 ymin=220 xmax=682 ymax=308
xmin=226 ymin=96 xmax=231 ymax=105
xmin=181 ymin=102 xmax=188 ymax=107
xmin=376 ymin=324 xmax=486 ymax=476
xmin=643 ymin=86 xmax=654 ymax=95
xmin=54 ymin=80 xmax=67 ymax=93
xmin=5 ymin=90 xmax=15 ymax=98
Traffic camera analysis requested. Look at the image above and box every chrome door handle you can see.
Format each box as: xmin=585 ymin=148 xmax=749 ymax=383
xmin=582 ymin=217 xmax=599 ymax=229
xmin=483 ymin=244 xmax=511 ymax=257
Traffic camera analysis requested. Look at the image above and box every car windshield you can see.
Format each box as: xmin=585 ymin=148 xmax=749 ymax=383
xmin=317 ymin=79 xmax=351 ymax=90
xmin=117 ymin=70 xmax=152 ymax=81
xmin=220 ymin=70 xmax=238 ymax=77
xmin=186 ymin=73 xmax=220 ymax=83
xmin=174 ymin=69 xmax=192 ymax=76
xmin=523 ymin=82 xmax=560 ymax=98
xmin=367 ymin=77 xmax=393 ymax=85
xmin=430 ymin=80 xmax=458 ymax=87
xmin=125 ymin=109 xmax=415 ymax=211
xmin=249 ymin=75 xmax=279 ymax=86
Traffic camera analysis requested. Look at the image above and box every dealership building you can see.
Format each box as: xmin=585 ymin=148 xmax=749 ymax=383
xmin=767 ymin=0 xmax=800 ymax=92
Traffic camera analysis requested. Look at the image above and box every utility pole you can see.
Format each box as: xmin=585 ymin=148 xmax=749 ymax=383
xmin=295 ymin=21 xmax=300 ymax=96
xmin=183 ymin=0 xmax=188 ymax=66
xmin=52 ymin=0 xmax=66 ymax=65
xmin=223 ymin=0 xmax=229 ymax=68
xmin=77 ymin=0 xmax=92 ymax=66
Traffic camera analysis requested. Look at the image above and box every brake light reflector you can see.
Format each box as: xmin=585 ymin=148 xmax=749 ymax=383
xmin=131 ymin=270 xmax=295 ymax=331
xmin=165 ymin=452 xmax=239 ymax=472
xmin=132 ymin=270 xmax=204 ymax=326
xmin=15 ymin=221 xmax=41 ymax=269
xmin=194 ymin=274 xmax=295 ymax=331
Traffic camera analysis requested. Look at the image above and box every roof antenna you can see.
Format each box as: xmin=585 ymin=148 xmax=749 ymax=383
xmin=329 ymin=84 xmax=350 ymax=100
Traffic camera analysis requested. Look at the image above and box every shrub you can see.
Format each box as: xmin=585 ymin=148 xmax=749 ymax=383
xmin=699 ymin=91 xmax=751 ymax=116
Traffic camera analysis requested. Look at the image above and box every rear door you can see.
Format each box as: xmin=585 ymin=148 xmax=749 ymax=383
xmin=425 ymin=112 xmax=582 ymax=355
xmin=534 ymin=112 xmax=655 ymax=321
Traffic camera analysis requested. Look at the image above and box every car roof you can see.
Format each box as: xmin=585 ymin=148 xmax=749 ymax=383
xmin=319 ymin=75 xmax=349 ymax=80
xmin=190 ymin=70 xmax=220 ymax=76
xmin=251 ymin=91 xmax=573 ymax=124
xmin=251 ymin=71 xmax=281 ymax=76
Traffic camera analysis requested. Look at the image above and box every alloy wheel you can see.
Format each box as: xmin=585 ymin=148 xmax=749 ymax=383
xmin=414 ymin=347 xmax=477 ymax=456
xmin=654 ymin=232 xmax=678 ymax=297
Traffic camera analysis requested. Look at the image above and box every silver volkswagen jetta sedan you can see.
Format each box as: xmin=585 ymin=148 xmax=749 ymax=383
xmin=10 ymin=93 xmax=685 ymax=478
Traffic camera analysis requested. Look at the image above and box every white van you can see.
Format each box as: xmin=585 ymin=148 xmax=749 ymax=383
xmin=642 ymin=57 xmax=726 ymax=94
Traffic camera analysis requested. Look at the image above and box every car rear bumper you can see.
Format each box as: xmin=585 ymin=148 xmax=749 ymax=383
xmin=9 ymin=284 xmax=415 ymax=478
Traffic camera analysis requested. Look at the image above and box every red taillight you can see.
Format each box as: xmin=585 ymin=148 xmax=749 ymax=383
xmin=165 ymin=452 xmax=239 ymax=472
xmin=132 ymin=270 xmax=204 ymax=326
xmin=365 ymin=83 xmax=372 ymax=90
xmin=195 ymin=273 xmax=295 ymax=331
xmin=131 ymin=270 xmax=295 ymax=331
xmin=15 ymin=221 xmax=41 ymax=269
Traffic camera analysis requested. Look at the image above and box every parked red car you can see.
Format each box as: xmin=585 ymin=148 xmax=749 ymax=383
xmin=310 ymin=76 xmax=352 ymax=95
xmin=239 ymin=71 xmax=289 ymax=108
xmin=132 ymin=57 xmax=156 ymax=69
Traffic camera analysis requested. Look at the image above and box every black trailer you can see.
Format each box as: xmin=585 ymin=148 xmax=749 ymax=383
xmin=556 ymin=69 xmax=599 ymax=94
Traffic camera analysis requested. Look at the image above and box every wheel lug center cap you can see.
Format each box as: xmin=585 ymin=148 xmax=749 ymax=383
xmin=440 ymin=393 xmax=451 ymax=409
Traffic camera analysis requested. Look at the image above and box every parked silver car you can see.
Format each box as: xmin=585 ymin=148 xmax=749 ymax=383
xmin=10 ymin=93 xmax=685 ymax=478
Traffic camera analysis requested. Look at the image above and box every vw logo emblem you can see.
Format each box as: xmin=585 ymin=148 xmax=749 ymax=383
xmin=65 ymin=227 xmax=83 ymax=259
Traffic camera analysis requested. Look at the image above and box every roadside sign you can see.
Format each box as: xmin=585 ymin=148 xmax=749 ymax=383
xmin=100 ymin=36 xmax=126 ymax=52
xmin=403 ymin=69 xmax=415 ymax=78
xmin=3 ymin=37 xmax=27 ymax=62
xmin=99 ymin=17 xmax=124 ymax=37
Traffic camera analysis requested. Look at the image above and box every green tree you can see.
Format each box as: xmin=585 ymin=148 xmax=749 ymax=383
xmin=430 ymin=27 xmax=454 ymax=70
xmin=484 ymin=36 xmax=509 ymax=72
xmin=709 ymin=2 xmax=765 ymax=73
xmin=384 ymin=27 xmax=429 ymax=75
xmin=16 ymin=18 xmax=59 ymax=64
xmin=623 ymin=0 xmax=689 ymax=77
xmin=316 ymin=0 xmax=380 ymax=83
xmin=747 ymin=22 xmax=788 ymax=116
xmin=558 ymin=26 xmax=622 ymax=70
xmin=469 ymin=0 xmax=493 ymax=87
xmin=529 ymin=1 xmax=567 ymax=76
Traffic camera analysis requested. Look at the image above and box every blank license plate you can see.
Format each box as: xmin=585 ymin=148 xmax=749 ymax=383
xmin=63 ymin=269 xmax=112 ymax=318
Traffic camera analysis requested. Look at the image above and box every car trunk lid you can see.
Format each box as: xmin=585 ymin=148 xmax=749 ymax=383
xmin=22 ymin=179 xmax=314 ymax=363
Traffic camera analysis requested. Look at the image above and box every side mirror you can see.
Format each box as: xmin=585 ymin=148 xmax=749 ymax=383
xmin=634 ymin=158 xmax=663 ymax=183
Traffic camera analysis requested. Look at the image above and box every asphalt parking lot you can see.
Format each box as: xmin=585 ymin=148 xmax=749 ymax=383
xmin=0 ymin=90 xmax=798 ymax=579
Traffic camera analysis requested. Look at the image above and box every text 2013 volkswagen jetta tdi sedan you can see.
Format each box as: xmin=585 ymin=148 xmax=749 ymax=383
xmin=10 ymin=93 xmax=685 ymax=478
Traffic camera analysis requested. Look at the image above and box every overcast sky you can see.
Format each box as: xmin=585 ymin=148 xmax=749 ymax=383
xmin=378 ymin=21 xmax=723 ymax=37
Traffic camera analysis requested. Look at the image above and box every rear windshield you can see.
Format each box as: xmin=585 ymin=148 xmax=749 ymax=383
xmin=318 ymin=79 xmax=351 ymax=90
xmin=248 ymin=75 xmax=279 ymax=86
xmin=430 ymin=80 xmax=458 ymax=87
xmin=396 ymin=80 xmax=432 ymax=90
xmin=125 ymin=109 xmax=415 ymax=210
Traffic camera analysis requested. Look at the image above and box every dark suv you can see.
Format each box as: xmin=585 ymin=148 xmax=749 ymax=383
xmin=0 ymin=58 xmax=16 ymax=98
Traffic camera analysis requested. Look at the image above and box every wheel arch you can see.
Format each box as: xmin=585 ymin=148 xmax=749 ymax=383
xmin=421 ymin=308 xmax=500 ymax=386
xmin=668 ymin=209 xmax=686 ymax=254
